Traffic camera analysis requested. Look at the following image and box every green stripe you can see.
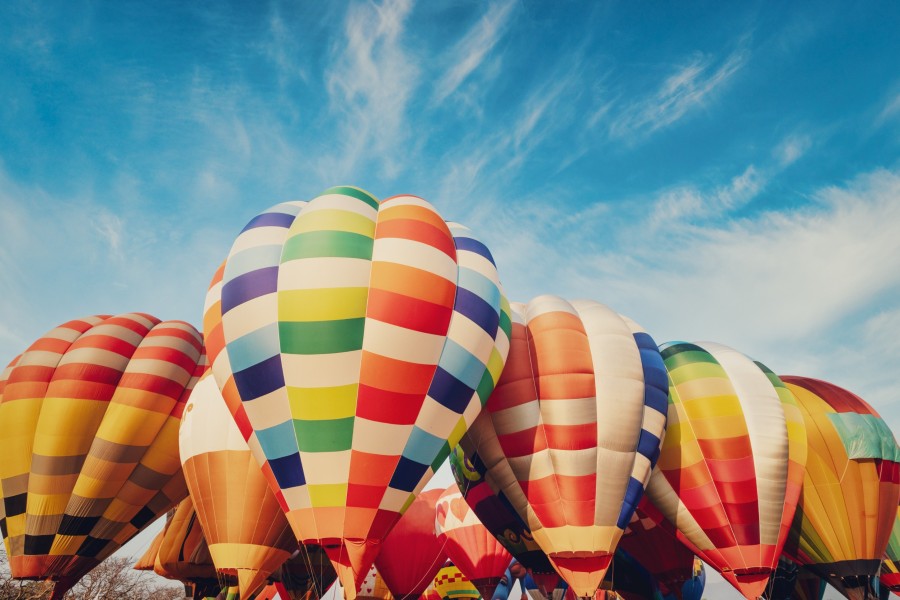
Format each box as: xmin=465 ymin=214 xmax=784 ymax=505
xmin=498 ymin=307 xmax=512 ymax=341
xmin=279 ymin=319 xmax=365 ymax=354
xmin=282 ymin=230 xmax=373 ymax=261
xmin=295 ymin=417 xmax=354 ymax=452
xmin=475 ymin=369 xmax=495 ymax=406
xmin=321 ymin=185 xmax=380 ymax=210
xmin=828 ymin=412 xmax=900 ymax=461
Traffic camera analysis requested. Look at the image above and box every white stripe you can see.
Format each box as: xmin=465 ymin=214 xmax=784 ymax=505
xmin=371 ymin=237 xmax=457 ymax=284
xmin=281 ymin=350 xmax=363 ymax=389
xmin=278 ymin=257 xmax=371 ymax=290
xmin=361 ymin=319 xmax=445 ymax=365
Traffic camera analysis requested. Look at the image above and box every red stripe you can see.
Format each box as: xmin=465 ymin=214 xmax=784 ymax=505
xmin=496 ymin=424 xmax=547 ymax=458
xmin=376 ymin=218 xmax=456 ymax=259
xmin=366 ymin=288 xmax=454 ymax=336
xmin=543 ymin=422 xmax=597 ymax=451
xmin=70 ymin=334 xmax=140 ymax=358
xmin=357 ymin=383 xmax=423 ymax=425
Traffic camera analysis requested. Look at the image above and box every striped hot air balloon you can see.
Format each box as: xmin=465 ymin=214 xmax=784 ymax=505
xmin=0 ymin=314 xmax=205 ymax=599
xmin=462 ymin=296 xmax=668 ymax=597
xmin=201 ymin=188 xmax=511 ymax=598
xmin=779 ymin=377 xmax=900 ymax=600
xmin=642 ymin=342 xmax=807 ymax=599
xmin=180 ymin=372 xmax=300 ymax=598
xmin=435 ymin=484 xmax=513 ymax=599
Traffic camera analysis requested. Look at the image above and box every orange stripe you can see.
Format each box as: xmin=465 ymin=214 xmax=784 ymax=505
xmin=369 ymin=261 xmax=456 ymax=307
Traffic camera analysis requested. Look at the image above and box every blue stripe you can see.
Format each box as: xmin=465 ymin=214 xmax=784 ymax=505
xmin=427 ymin=366 xmax=474 ymax=414
xmin=269 ymin=453 xmax=305 ymax=488
xmin=402 ymin=426 xmax=446 ymax=463
xmin=224 ymin=323 xmax=279 ymax=372
xmin=457 ymin=268 xmax=500 ymax=308
xmin=617 ymin=477 xmax=645 ymax=529
xmin=233 ymin=354 xmax=284 ymax=401
xmin=240 ymin=207 xmax=300 ymax=233
xmin=454 ymin=236 xmax=495 ymax=265
xmin=438 ymin=339 xmax=487 ymax=390
xmin=221 ymin=266 xmax=278 ymax=313
xmin=257 ymin=421 xmax=299 ymax=459
xmin=225 ymin=245 xmax=284 ymax=280
xmin=454 ymin=287 xmax=500 ymax=336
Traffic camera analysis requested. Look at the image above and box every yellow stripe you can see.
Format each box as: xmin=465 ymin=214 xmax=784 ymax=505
xmin=97 ymin=403 xmax=167 ymax=446
xmin=668 ymin=362 xmax=726 ymax=386
xmin=292 ymin=209 xmax=376 ymax=237
xmin=308 ymin=483 xmax=347 ymax=507
xmin=137 ymin=418 xmax=181 ymax=473
xmin=278 ymin=287 xmax=369 ymax=321
xmin=681 ymin=394 xmax=743 ymax=419
xmin=289 ymin=385 xmax=357 ymax=420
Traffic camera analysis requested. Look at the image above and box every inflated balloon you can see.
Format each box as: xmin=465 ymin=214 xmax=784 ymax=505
xmin=180 ymin=372 xmax=299 ymax=598
xmin=450 ymin=444 xmax=554 ymax=578
xmin=374 ymin=489 xmax=447 ymax=598
xmin=433 ymin=563 xmax=480 ymax=600
xmin=678 ymin=558 xmax=705 ymax=600
xmin=436 ymin=485 xmax=513 ymax=598
xmin=617 ymin=505 xmax=698 ymax=600
xmin=154 ymin=497 xmax=219 ymax=594
xmin=882 ymin=507 xmax=900 ymax=593
xmin=780 ymin=376 xmax=900 ymax=600
xmin=202 ymin=190 xmax=511 ymax=597
xmin=642 ymin=341 xmax=807 ymax=599
xmin=0 ymin=314 xmax=205 ymax=599
xmin=463 ymin=296 xmax=668 ymax=597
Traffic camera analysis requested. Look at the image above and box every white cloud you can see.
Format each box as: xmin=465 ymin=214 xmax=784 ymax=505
xmin=877 ymin=91 xmax=900 ymax=125
xmin=610 ymin=49 xmax=747 ymax=141
xmin=432 ymin=0 xmax=517 ymax=105
xmin=774 ymin=133 xmax=812 ymax=166
xmin=324 ymin=0 xmax=419 ymax=179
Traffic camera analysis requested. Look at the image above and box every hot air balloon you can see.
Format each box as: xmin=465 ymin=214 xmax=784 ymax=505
xmin=600 ymin=549 xmax=663 ymax=600
xmin=433 ymin=563 xmax=481 ymax=600
xmin=0 ymin=314 xmax=205 ymax=599
xmin=779 ymin=376 xmax=900 ymax=600
xmin=436 ymin=485 xmax=514 ymax=598
xmin=374 ymin=488 xmax=447 ymax=598
xmin=617 ymin=505 xmax=699 ymax=600
xmin=202 ymin=189 xmax=511 ymax=597
xmin=144 ymin=497 xmax=220 ymax=598
xmin=450 ymin=444 xmax=556 ymax=584
xmin=180 ymin=372 xmax=301 ymax=598
xmin=462 ymin=296 xmax=669 ymax=597
xmin=641 ymin=341 xmax=807 ymax=599
xmin=881 ymin=507 xmax=900 ymax=593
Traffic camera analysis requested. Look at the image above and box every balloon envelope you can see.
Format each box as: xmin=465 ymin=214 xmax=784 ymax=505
xmin=643 ymin=341 xmax=807 ymax=599
xmin=433 ymin=563 xmax=480 ymax=600
xmin=780 ymin=376 xmax=900 ymax=600
xmin=203 ymin=190 xmax=510 ymax=597
xmin=882 ymin=507 xmax=900 ymax=592
xmin=436 ymin=485 xmax=512 ymax=599
xmin=180 ymin=372 xmax=299 ymax=598
xmin=374 ymin=489 xmax=447 ymax=598
xmin=463 ymin=296 xmax=668 ymax=596
xmin=0 ymin=314 xmax=205 ymax=599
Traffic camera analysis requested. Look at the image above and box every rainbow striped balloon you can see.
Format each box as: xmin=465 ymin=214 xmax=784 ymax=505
xmin=643 ymin=342 xmax=807 ymax=600
xmin=202 ymin=187 xmax=510 ymax=597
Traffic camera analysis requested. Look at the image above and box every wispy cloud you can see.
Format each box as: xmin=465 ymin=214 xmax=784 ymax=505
xmin=432 ymin=0 xmax=517 ymax=105
xmin=648 ymin=164 xmax=764 ymax=229
xmin=773 ymin=133 xmax=812 ymax=166
xmin=877 ymin=90 xmax=900 ymax=126
xmin=324 ymin=0 xmax=418 ymax=179
xmin=610 ymin=48 xmax=748 ymax=141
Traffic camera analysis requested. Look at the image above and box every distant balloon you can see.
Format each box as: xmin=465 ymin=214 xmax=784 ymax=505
xmin=0 ymin=314 xmax=205 ymax=599
xmin=643 ymin=341 xmax=807 ymax=599
xmin=374 ymin=489 xmax=447 ymax=598
xmin=780 ymin=376 xmax=900 ymax=600
xmin=180 ymin=372 xmax=300 ymax=598
xmin=436 ymin=485 xmax=513 ymax=599
xmin=617 ymin=504 xmax=699 ymax=600
xmin=203 ymin=190 xmax=511 ymax=597
xmin=433 ymin=563 xmax=480 ymax=600
xmin=463 ymin=296 xmax=668 ymax=597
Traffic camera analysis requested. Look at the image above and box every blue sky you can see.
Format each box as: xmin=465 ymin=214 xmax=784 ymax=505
xmin=2 ymin=2 xmax=899 ymax=597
